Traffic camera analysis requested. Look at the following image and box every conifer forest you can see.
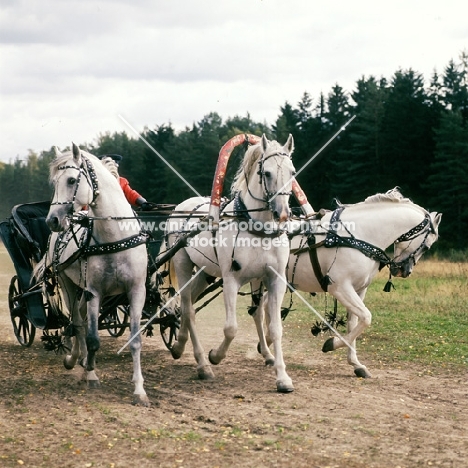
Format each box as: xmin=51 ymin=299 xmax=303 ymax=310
xmin=1 ymin=53 xmax=467 ymax=252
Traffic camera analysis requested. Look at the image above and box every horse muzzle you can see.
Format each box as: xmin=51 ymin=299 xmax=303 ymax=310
xmin=272 ymin=203 xmax=290 ymax=224
xmin=390 ymin=258 xmax=414 ymax=278
xmin=46 ymin=206 xmax=72 ymax=232
xmin=46 ymin=215 xmax=67 ymax=232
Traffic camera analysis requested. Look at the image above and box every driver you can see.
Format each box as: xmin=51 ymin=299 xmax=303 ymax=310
xmin=99 ymin=154 xmax=152 ymax=211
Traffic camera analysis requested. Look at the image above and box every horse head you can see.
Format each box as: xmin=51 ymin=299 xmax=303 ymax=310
xmin=46 ymin=143 xmax=99 ymax=232
xmin=391 ymin=211 xmax=442 ymax=277
xmin=251 ymin=134 xmax=296 ymax=223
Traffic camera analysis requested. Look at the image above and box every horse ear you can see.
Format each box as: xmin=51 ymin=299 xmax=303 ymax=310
xmin=53 ymin=146 xmax=62 ymax=158
xmin=431 ymin=212 xmax=442 ymax=228
xmin=283 ymin=134 xmax=294 ymax=155
xmin=72 ymin=142 xmax=81 ymax=163
xmin=261 ymin=134 xmax=269 ymax=152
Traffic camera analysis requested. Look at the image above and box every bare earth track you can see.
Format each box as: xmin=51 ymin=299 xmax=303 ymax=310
xmin=0 ymin=251 xmax=467 ymax=468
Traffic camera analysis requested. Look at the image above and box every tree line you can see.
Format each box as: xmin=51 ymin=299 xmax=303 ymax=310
xmin=1 ymin=52 xmax=467 ymax=252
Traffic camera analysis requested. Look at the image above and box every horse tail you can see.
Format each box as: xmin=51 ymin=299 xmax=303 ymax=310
xmin=31 ymin=255 xmax=63 ymax=316
xmin=32 ymin=255 xmax=46 ymax=283
xmin=152 ymin=236 xmax=179 ymax=307
xmin=167 ymin=257 xmax=179 ymax=291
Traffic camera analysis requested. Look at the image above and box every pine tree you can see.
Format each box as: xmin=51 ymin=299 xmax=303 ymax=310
xmin=331 ymin=76 xmax=388 ymax=202
xmin=380 ymin=69 xmax=434 ymax=199
xmin=426 ymin=110 xmax=468 ymax=249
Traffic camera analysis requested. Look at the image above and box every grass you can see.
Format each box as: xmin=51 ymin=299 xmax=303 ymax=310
xmin=282 ymin=259 xmax=468 ymax=370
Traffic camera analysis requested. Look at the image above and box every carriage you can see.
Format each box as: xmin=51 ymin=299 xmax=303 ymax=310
xmin=0 ymin=200 xmax=185 ymax=350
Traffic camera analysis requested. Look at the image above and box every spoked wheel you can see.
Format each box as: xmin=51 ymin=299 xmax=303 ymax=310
xmin=8 ymin=276 xmax=36 ymax=347
xmin=159 ymin=307 xmax=180 ymax=350
xmin=105 ymin=305 xmax=130 ymax=337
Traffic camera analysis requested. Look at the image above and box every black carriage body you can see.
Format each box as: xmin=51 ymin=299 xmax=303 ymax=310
xmin=0 ymin=201 xmax=52 ymax=329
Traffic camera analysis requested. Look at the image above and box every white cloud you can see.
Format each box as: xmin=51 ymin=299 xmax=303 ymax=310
xmin=0 ymin=0 xmax=466 ymax=161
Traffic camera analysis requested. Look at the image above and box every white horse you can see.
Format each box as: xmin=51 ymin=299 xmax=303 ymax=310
xmin=252 ymin=188 xmax=441 ymax=378
xmin=41 ymin=143 xmax=150 ymax=405
xmin=162 ymin=134 xmax=296 ymax=392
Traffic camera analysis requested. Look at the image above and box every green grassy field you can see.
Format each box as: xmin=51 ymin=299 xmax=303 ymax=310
xmin=281 ymin=260 xmax=468 ymax=371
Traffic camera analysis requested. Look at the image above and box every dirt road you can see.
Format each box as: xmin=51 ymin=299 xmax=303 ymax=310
xmin=0 ymin=252 xmax=467 ymax=467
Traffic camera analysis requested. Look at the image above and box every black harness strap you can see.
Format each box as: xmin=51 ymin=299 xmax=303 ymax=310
xmin=54 ymin=232 xmax=147 ymax=273
xmin=293 ymin=206 xmax=392 ymax=292
xmin=85 ymin=232 xmax=147 ymax=256
xmin=232 ymin=193 xmax=285 ymax=238
xmin=307 ymin=238 xmax=331 ymax=292
xmin=323 ymin=207 xmax=393 ymax=267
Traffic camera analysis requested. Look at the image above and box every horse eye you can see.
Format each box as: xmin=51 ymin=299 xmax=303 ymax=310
xmin=264 ymin=171 xmax=271 ymax=178
xmin=67 ymin=177 xmax=77 ymax=185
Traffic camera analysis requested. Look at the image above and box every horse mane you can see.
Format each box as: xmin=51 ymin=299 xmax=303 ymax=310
xmin=335 ymin=187 xmax=412 ymax=208
xmin=230 ymin=140 xmax=287 ymax=196
xmin=230 ymin=143 xmax=263 ymax=196
xmin=101 ymin=157 xmax=119 ymax=179
xmin=363 ymin=187 xmax=412 ymax=204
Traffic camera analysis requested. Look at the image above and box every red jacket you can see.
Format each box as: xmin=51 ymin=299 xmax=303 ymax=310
xmin=119 ymin=177 xmax=143 ymax=206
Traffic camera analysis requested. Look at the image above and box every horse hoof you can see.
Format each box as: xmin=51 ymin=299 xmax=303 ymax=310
xmin=63 ymin=356 xmax=75 ymax=370
xmin=354 ymin=367 xmax=372 ymax=378
xmin=170 ymin=350 xmax=182 ymax=360
xmin=170 ymin=345 xmax=183 ymax=360
xmin=208 ymin=349 xmax=221 ymax=365
xmin=277 ymin=381 xmax=294 ymax=393
xmin=132 ymin=394 xmax=151 ymax=407
xmin=197 ymin=366 xmax=215 ymax=381
xmin=265 ymin=358 xmax=275 ymax=367
xmin=87 ymin=380 xmax=101 ymax=389
xmin=322 ymin=337 xmax=335 ymax=353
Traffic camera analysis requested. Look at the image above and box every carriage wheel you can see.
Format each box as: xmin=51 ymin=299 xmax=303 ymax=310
xmin=159 ymin=307 xmax=180 ymax=350
xmin=8 ymin=276 xmax=36 ymax=347
xmin=106 ymin=305 xmax=130 ymax=337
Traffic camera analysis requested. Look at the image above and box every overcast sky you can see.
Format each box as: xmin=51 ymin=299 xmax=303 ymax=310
xmin=0 ymin=0 xmax=466 ymax=163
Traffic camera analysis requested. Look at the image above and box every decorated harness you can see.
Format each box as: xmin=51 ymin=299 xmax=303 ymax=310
xmin=47 ymin=154 xmax=147 ymax=285
xmin=292 ymin=205 xmax=435 ymax=292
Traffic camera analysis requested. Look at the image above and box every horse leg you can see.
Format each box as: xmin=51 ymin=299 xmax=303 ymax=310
xmin=345 ymin=288 xmax=372 ymax=378
xmin=346 ymin=310 xmax=372 ymax=378
xmin=265 ymin=277 xmax=294 ymax=393
xmin=64 ymin=309 xmax=87 ymax=370
xmin=169 ymin=253 xmax=195 ymax=359
xmin=61 ymin=282 xmax=87 ymax=370
xmin=322 ymin=286 xmax=372 ymax=378
xmin=208 ymin=278 xmax=239 ymax=365
xmin=128 ymin=286 xmax=150 ymax=406
xmin=249 ymin=282 xmax=275 ymax=366
xmin=84 ymin=295 xmax=101 ymax=389
xmin=183 ymin=280 xmax=215 ymax=380
xmin=170 ymin=256 xmax=214 ymax=380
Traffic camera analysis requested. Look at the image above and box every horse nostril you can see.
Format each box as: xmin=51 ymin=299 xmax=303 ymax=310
xmin=46 ymin=216 xmax=59 ymax=231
